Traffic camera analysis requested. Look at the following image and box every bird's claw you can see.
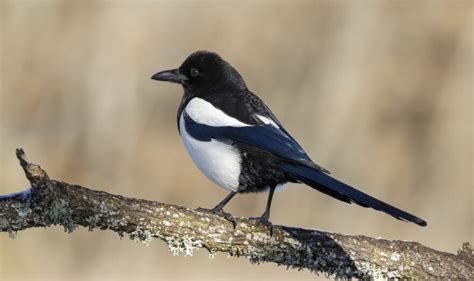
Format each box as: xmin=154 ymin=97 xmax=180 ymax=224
xmin=196 ymin=207 xmax=237 ymax=228
xmin=250 ymin=216 xmax=274 ymax=236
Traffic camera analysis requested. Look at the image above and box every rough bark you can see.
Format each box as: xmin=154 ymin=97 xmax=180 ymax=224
xmin=1 ymin=149 xmax=472 ymax=279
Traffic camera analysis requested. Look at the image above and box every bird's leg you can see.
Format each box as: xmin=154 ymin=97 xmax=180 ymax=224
xmin=210 ymin=191 xmax=237 ymax=212
xmin=250 ymin=185 xmax=276 ymax=235
xmin=197 ymin=191 xmax=237 ymax=228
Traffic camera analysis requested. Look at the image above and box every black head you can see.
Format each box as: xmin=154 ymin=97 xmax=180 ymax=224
xmin=151 ymin=51 xmax=246 ymax=93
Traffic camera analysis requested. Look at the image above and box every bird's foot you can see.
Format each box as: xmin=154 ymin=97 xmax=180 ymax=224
xmin=249 ymin=216 xmax=274 ymax=236
xmin=196 ymin=207 xmax=237 ymax=228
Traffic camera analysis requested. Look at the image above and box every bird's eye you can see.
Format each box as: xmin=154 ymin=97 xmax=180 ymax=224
xmin=190 ymin=68 xmax=200 ymax=77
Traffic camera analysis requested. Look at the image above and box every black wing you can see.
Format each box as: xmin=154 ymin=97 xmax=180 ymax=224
xmin=183 ymin=113 xmax=329 ymax=173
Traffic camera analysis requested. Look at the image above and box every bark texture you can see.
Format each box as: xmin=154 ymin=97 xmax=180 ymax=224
xmin=1 ymin=149 xmax=472 ymax=279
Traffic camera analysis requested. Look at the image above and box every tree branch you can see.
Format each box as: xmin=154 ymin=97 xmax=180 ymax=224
xmin=1 ymin=149 xmax=472 ymax=279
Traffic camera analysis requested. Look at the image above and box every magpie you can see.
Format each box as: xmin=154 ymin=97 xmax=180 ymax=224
xmin=151 ymin=50 xmax=427 ymax=228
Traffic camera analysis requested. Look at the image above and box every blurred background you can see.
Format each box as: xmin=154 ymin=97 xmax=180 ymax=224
xmin=0 ymin=0 xmax=472 ymax=280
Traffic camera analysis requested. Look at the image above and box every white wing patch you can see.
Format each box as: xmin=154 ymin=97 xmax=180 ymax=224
xmin=179 ymin=114 xmax=241 ymax=191
xmin=256 ymin=114 xmax=279 ymax=128
xmin=185 ymin=98 xmax=250 ymax=127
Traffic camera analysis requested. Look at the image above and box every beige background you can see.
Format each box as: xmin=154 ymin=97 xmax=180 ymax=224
xmin=0 ymin=0 xmax=472 ymax=280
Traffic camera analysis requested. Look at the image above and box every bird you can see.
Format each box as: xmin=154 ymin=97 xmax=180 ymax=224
xmin=151 ymin=50 xmax=427 ymax=229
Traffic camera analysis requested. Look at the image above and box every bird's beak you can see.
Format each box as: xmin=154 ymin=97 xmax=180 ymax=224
xmin=151 ymin=68 xmax=187 ymax=84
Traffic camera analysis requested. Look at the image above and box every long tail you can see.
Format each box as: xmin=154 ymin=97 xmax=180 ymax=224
xmin=280 ymin=163 xmax=427 ymax=226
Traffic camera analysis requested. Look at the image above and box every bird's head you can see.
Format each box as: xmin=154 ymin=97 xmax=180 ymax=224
xmin=151 ymin=51 xmax=246 ymax=93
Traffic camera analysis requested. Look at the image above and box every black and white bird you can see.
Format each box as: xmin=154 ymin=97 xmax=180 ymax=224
xmin=151 ymin=50 xmax=427 ymax=228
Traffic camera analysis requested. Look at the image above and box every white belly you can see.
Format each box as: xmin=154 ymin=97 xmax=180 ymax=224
xmin=179 ymin=114 xmax=241 ymax=191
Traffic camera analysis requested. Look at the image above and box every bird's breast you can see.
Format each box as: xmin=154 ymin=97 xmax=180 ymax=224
xmin=178 ymin=112 xmax=242 ymax=191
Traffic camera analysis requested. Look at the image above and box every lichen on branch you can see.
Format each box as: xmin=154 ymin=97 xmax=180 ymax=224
xmin=0 ymin=149 xmax=472 ymax=279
